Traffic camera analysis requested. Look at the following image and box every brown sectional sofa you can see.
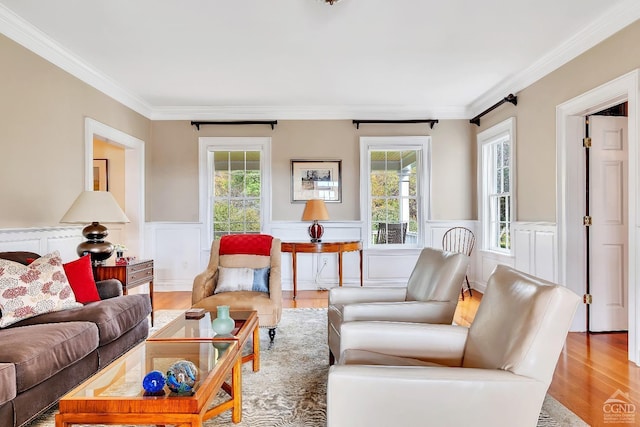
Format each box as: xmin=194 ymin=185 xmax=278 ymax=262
xmin=0 ymin=251 xmax=152 ymax=427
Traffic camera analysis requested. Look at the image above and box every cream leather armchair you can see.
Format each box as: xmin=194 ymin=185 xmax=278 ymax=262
xmin=192 ymin=234 xmax=282 ymax=342
xmin=327 ymin=247 xmax=469 ymax=363
xmin=326 ymin=265 xmax=580 ymax=427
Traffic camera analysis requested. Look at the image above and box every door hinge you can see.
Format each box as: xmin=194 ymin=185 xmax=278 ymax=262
xmin=583 ymin=294 xmax=593 ymax=304
xmin=583 ymin=137 xmax=592 ymax=148
xmin=583 ymin=216 xmax=592 ymax=226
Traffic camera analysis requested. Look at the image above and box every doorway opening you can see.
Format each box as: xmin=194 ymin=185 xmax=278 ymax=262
xmin=584 ymin=105 xmax=628 ymax=333
xmin=84 ymin=118 xmax=146 ymax=258
xmin=556 ymin=69 xmax=639 ymax=364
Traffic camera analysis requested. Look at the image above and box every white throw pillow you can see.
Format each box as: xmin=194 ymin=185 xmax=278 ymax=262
xmin=0 ymin=251 xmax=82 ymax=327
xmin=214 ymin=266 xmax=254 ymax=294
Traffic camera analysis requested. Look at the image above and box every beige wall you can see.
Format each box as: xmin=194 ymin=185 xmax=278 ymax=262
xmin=475 ymin=20 xmax=640 ymax=222
xmin=148 ymin=119 xmax=475 ymax=222
xmin=0 ymin=34 xmax=150 ymax=228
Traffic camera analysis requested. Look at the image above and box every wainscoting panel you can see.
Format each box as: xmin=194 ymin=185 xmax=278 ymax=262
xmin=145 ymin=223 xmax=203 ymax=292
xmin=0 ymin=227 xmax=83 ymax=261
xmin=0 ymin=221 xmax=558 ymax=295
xmin=512 ymin=222 xmax=557 ymax=283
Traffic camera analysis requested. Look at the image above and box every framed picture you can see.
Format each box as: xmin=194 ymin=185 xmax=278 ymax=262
xmin=93 ymin=159 xmax=109 ymax=191
xmin=291 ymin=160 xmax=342 ymax=202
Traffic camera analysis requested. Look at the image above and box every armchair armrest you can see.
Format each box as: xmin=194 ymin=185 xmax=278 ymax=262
xmin=327 ymin=365 xmax=547 ymax=427
xmin=329 ymin=287 xmax=406 ymax=305
xmin=340 ymin=321 xmax=468 ymax=365
xmin=96 ymin=279 xmax=123 ymax=299
xmin=342 ymin=301 xmax=454 ymax=323
xmin=191 ymin=269 xmax=217 ymax=305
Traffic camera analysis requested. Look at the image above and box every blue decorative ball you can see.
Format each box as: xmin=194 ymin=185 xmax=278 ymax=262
xmin=142 ymin=370 xmax=166 ymax=393
xmin=166 ymin=360 xmax=198 ymax=394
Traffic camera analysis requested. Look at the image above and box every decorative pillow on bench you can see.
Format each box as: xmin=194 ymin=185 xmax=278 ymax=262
xmin=0 ymin=251 xmax=82 ymax=327
xmin=215 ymin=266 xmax=270 ymax=294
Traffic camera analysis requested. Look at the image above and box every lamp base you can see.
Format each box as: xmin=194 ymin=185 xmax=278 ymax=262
xmin=308 ymin=221 xmax=324 ymax=243
xmin=77 ymin=222 xmax=114 ymax=266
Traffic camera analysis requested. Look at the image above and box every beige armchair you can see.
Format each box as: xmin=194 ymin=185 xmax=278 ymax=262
xmin=192 ymin=234 xmax=282 ymax=342
xmin=327 ymin=247 xmax=469 ymax=363
xmin=326 ymin=265 xmax=580 ymax=427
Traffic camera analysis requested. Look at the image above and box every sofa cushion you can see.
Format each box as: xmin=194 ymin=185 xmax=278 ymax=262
xmin=8 ymin=294 xmax=151 ymax=346
xmin=0 ymin=322 xmax=98 ymax=393
xmin=0 ymin=363 xmax=16 ymax=405
xmin=0 ymin=251 xmax=82 ymax=327
xmin=63 ymin=255 xmax=101 ymax=304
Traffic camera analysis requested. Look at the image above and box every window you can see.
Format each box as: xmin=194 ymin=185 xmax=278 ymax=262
xmin=360 ymin=137 xmax=430 ymax=248
xmin=199 ymin=138 xmax=271 ymax=241
xmin=478 ymin=118 xmax=515 ymax=253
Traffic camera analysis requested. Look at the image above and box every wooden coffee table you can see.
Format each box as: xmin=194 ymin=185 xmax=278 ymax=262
xmin=56 ymin=310 xmax=260 ymax=426
xmin=148 ymin=310 xmax=261 ymax=372
xmin=55 ymin=340 xmax=241 ymax=427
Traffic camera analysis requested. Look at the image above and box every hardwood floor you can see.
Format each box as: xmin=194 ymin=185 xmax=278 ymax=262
xmin=155 ymin=289 xmax=639 ymax=426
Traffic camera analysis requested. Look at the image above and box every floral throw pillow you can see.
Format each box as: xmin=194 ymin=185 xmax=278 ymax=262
xmin=0 ymin=251 xmax=82 ymax=327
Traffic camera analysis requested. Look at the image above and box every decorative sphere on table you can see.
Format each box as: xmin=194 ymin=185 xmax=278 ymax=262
xmin=166 ymin=360 xmax=198 ymax=394
xmin=142 ymin=370 xmax=166 ymax=394
xmin=212 ymin=305 xmax=235 ymax=336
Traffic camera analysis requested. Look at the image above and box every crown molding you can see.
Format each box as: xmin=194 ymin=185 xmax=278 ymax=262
xmin=149 ymin=104 xmax=469 ymax=121
xmin=0 ymin=3 xmax=153 ymax=118
xmin=469 ymin=0 xmax=640 ymax=118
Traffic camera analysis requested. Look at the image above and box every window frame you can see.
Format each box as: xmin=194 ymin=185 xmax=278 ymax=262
xmin=198 ymin=137 xmax=272 ymax=244
xmin=477 ymin=117 xmax=516 ymax=254
xmin=360 ymin=136 xmax=431 ymax=250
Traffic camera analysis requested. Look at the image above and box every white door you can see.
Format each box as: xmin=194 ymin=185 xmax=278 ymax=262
xmin=589 ymin=115 xmax=628 ymax=332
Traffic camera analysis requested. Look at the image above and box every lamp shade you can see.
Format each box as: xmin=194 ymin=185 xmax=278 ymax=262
xmin=301 ymin=199 xmax=329 ymax=221
xmin=60 ymin=191 xmax=130 ymax=224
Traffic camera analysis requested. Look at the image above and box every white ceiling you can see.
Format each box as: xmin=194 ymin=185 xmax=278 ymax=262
xmin=1 ymin=0 xmax=639 ymax=120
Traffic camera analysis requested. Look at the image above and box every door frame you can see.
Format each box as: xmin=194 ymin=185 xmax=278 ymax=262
xmin=556 ymin=69 xmax=639 ymax=364
xmin=84 ymin=118 xmax=146 ymax=258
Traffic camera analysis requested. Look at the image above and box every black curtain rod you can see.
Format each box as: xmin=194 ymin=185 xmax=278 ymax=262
xmin=191 ymin=120 xmax=278 ymax=130
xmin=352 ymin=119 xmax=439 ymax=129
xmin=470 ymin=94 xmax=517 ymax=126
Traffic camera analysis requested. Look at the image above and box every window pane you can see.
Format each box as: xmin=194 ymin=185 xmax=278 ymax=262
xmin=230 ymin=170 xmax=245 ymax=197
xmin=213 ymin=200 xmax=229 ymax=222
xmin=368 ymin=145 xmax=423 ymax=247
xmin=210 ymin=146 xmax=263 ymax=237
xmin=408 ymin=199 xmax=418 ymax=233
xmin=214 ymin=171 xmax=229 ymax=197
xmin=370 ymin=173 xmax=385 ymax=197
xmin=246 ymin=171 xmax=261 ymax=197
xmin=502 ymin=143 xmax=510 ymax=167
xmin=503 ymin=167 xmax=510 ymax=192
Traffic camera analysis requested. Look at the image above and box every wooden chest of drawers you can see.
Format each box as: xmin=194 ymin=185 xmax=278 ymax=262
xmin=94 ymin=259 xmax=155 ymax=325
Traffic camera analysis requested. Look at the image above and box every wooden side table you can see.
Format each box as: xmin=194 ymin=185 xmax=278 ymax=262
xmin=94 ymin=259 xmax=155 ymax=325
xmin=280 ymin=241 xmax=363 ymax=299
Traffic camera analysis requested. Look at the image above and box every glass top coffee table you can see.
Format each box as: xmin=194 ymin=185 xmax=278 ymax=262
xmin=148 ymin=310 xmax=261 ymax=372
xmin=55 ymin=340 xmax=241 ymax=427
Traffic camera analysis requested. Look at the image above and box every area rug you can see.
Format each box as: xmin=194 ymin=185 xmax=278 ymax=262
xmin=26 ymin=308 xmax=587 ymax=427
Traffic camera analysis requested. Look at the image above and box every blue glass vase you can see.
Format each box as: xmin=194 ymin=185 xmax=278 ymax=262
xmin=212 ymin=305 xmax=234 ymax=336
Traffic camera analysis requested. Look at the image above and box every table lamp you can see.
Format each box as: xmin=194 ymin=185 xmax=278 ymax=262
xmin=60 ymin=191 xmax=130 ymax=266
xmin=301 ymin=199 xmax=329 ymax=243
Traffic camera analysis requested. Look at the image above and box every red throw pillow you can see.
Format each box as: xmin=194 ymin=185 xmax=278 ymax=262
xmin=63 ymin=255 xmax=101 ymax=303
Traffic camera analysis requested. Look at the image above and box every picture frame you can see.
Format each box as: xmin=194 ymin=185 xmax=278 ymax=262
xmin=291 ymin=160 xmax=342 ymax=202
xmin=93 ymin=159 xmax=109 ymax=191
